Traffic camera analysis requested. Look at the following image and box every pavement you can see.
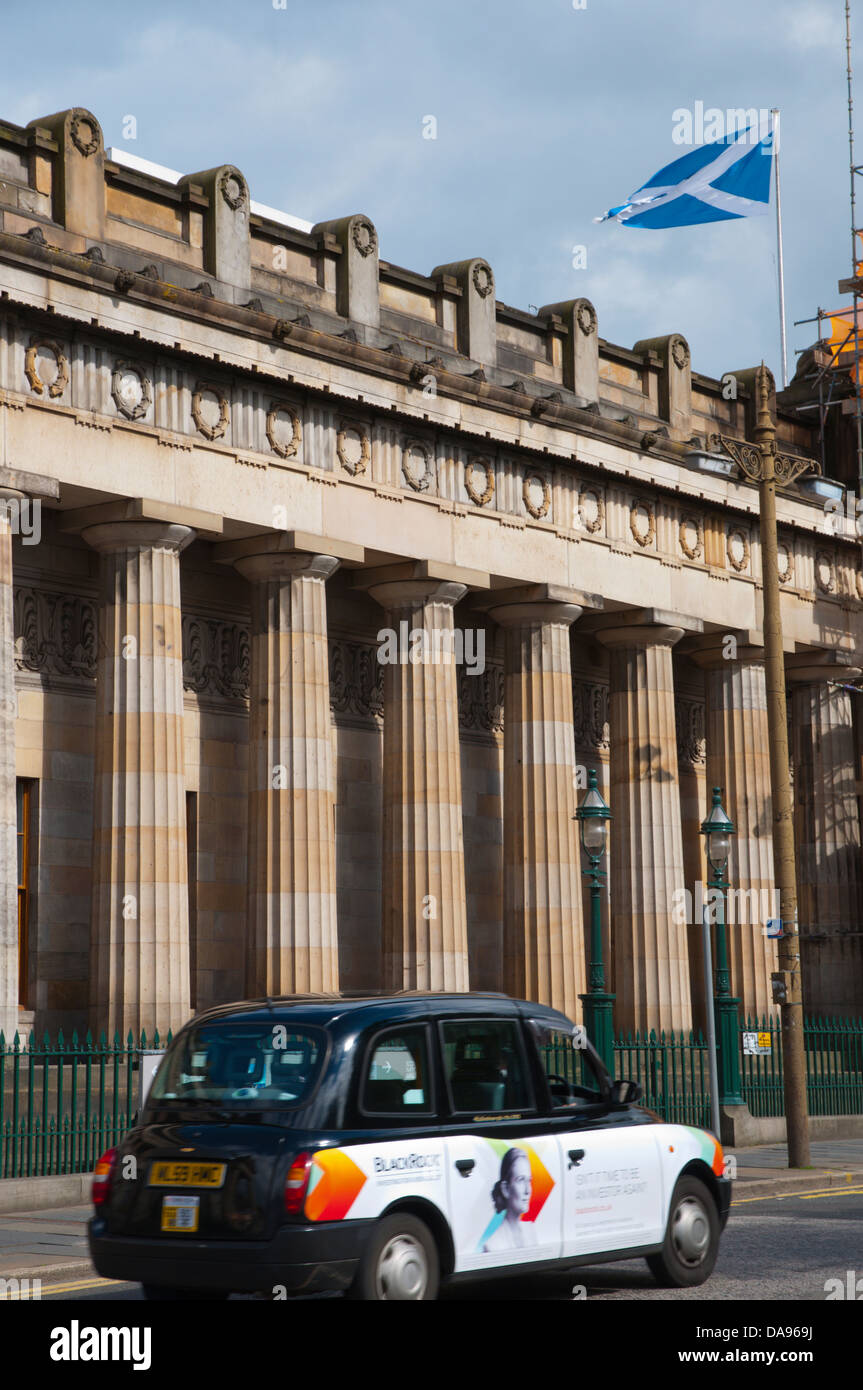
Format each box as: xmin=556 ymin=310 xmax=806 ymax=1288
xmin=0 ymin=1138 xmax=861 ymax=1289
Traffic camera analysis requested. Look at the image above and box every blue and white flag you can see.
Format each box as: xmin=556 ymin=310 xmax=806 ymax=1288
xmin=596 ymin=112 xmax=775 ymax=228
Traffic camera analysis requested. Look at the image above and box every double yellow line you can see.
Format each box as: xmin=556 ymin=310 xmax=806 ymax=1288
xmin=735 ymin=1185 xmax=863 ymax=1204
xmin=0 ymin=1275 xmax=125 ymax=1300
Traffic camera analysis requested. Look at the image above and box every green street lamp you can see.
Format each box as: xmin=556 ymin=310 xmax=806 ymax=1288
xmin=700 ymin=787 xmax=744 ymax=1115
xmin=575 ymin=769 xmax=615 ymax=1074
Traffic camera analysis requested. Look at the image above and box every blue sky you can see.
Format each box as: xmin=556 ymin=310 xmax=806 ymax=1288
xmin=2 ymin=0 xmax=854 ymax=380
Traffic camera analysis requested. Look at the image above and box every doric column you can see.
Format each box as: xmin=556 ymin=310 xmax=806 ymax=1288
xmin=83 ymin=521 xmax=194 ymax=1037
xmin=233 ymin=550 xmax=341 ymax=996
xmin=788 ymin=655 xmax=863 ymax=1015
xmin=365 ymin=572 xmax=471 ymax=990
xmin=597 ymin=622 xmax=692 ymax=1031
xmin=692 ymin=639 xmax=777 ymax=1019
xmin=489 ymin=589 xmax=584 ymax=1018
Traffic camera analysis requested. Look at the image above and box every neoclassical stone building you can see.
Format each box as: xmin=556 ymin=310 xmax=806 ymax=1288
xmin=0 ymin=107 xmax=860 ymax=1041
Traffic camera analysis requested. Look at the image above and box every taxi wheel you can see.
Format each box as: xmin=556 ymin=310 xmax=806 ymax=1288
xmin=141 ymin=1285 xmax=230 ymax=1300
xmin=646 ymin=1176 xmax=719 ymax=1288
xmin=348 ymin=1214 xmax=440 ymax=1301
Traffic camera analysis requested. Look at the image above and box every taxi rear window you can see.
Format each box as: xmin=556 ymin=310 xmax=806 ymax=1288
xmin=149 ymin=1022 xmax=326 ymax=1109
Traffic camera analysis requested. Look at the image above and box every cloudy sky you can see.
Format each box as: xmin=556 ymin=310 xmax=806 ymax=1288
xmin=2 ymin=0 xmax=855 ymax=380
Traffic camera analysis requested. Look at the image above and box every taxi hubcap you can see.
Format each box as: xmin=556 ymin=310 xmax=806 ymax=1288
xmin=375 ymin=1233 xmax=427 ymax=1299
xmin=671 ymin=1195 xmax=710 ymax=1266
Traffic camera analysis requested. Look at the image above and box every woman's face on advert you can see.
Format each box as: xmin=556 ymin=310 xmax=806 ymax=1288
xmin=504 ymin=1155 xmax=532 ymax=1216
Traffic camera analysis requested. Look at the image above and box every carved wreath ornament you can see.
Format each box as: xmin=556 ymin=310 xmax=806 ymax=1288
xmin=192 ymin=384 xmax=230 ymax=441
xmin=266 ymin=404 xmax=301 ymax=460
xmin=24 ymin=339 xmax=68 ymax=399
xmin=70 ymin=111 xmax=100 ymax=158
xmin=678 ymin=515 xmax=702 ymax=561
xmin=351 ymin=219 xmax=377 ymax=258
xmin=630 ymin=500 xmax=656 ymax=548
xmin=522 ymin=472 xmax=551 ymax=520
xmin=219 ymin=170 xmax=247 ymax=212
xmin=576 ymin=302 xmax=597 ymax=336
xmin=777 ymin=541 xmax=795 ymax=585
xmin=577 ymin=485 xmax=604 ymax=534
xmin=402 ymin=440 xmax=434 ymax=493
xmin=336 ymin=424 xmax=370 ymax=476
xmin=111 ymin=362 xmax=152 ymax=421
xmin=465 ymin=457 xmax=495 ymax=506
xmin=472 ymin=262 xmax=494 ymax=299
xmin=815 ymin=550 xmax=835 ymax=594
xmin=726 ymin=527 xmax=750 ymax=573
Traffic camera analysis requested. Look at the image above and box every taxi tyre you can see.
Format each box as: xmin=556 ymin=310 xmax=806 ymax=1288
xmin=347 ymin=1213 xmax=440 ymax=1301
xmin=646 ymin=1175 xmax=720 ymax=1288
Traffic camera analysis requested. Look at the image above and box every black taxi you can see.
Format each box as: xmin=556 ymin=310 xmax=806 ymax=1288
xmin=88 ymin=992 xmax=731 ymax=1300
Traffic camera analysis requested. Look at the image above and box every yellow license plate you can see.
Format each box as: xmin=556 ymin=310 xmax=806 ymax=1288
xmin=161 ymin=1195 xmax=200 ymax=1233
xmin=149 ymin=1161 xmax=226 ymax=1188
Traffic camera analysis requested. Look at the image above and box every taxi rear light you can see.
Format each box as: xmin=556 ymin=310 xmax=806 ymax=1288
xmin=284 ymin=1152 xmax=313 ymax=1215
xmin=92 ymin=1147 xmax=118 ymax=1208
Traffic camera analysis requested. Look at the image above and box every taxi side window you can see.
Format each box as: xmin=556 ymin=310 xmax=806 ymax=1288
xmin=440 ymin=1019 xmax=533 ymax=1115
xmin=360 ymin=1026 xmax=434 ymax=1117
xmin=529 ymin=1021 xmax=605 ymax=1110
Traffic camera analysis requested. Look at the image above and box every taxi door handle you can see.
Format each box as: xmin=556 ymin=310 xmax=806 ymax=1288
xmin=455 ymin=1159 xmax=475 ymax=1176
xmin=568 ymin=1149 xmax=585 ymax=1169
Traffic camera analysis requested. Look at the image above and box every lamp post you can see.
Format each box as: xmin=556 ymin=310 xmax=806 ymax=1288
xmin=709 ymin=364 xmax=812 ymax=1167
xmin=575 ymin=769 xmax=615 ymax=1074
xmin=700 ymin=786 xmax=744 ymax=1115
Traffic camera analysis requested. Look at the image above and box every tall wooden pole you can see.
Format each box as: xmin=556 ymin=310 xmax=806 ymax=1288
xmin=752 ymin=366 xmax=811 ymax=1168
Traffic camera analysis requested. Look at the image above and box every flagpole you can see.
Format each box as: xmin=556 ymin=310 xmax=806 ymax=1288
xmin=772 ymin=108 xmax=789 ymax=388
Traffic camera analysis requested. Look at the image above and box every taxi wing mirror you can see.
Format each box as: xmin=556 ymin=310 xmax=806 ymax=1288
xmin=610 ymin=1079 xmax=642 ymax=1106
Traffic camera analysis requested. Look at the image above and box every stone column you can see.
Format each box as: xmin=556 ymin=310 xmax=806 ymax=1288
xmin=692 ymin=641 xmax=778 ymax=1019
xmin=234 ymin=551 xmax=341 ymax=996
xmin=367 ymin=576 xmax=470 ymax=991
xmin=489 ymin=591 xmax=584 ymax=1018
xmin=597 ymin=623 xmax=692 ymax=1031
xmin=789 ymin=656 xmax=863 ymax=1015
xmin=0 ymin=491 xmax=24 ymax=1040
xmin=84 ymin=521 xmax=194 ymax=1037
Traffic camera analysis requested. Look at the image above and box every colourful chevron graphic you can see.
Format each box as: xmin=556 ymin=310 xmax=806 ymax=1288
xmin=484 ymin=1138 xmax=555 ymax=1222
xmin=305 ymin=1149 xmax=367 ymax=1222
xmin=683 ymin=1126 xmax=725 ymax=1177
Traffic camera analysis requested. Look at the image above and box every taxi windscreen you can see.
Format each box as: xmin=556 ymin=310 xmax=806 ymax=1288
xmin=149 ymin=1022 xmax=326 ymax=1110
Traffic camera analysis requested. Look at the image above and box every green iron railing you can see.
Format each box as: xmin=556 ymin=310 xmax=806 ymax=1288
xmin=0 ymin=1029 xmax=171 ymax=1180
xmin=2 ymin=1015 xmax=862 ymax=1179
xmin=740 ymin=1014 xmax=863 ymax=1119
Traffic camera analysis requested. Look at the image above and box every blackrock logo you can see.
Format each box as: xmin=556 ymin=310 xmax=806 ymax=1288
xmin=373 ymin=1153 xmax=442 ymax=1174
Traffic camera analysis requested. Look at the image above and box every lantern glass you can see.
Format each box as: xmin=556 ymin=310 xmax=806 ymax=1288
xmin=707 ymin=830 xmax=731 ymax=871
xmin=581 ymin=817 xmax=607 ymax=856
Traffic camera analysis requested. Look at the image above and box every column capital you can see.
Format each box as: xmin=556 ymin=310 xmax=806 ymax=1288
xmin=785 ymin=651 xmax=862 ymax=685
xmin=234 ymin=552 xmax=340 ymax=585
xmin=368 ymin=578 xmax=467 ymax=611
xmin=482 ymin=582 xmax=590 ymax=630
xmin=597 ymin=623 xmax=685 ymax=650
xmin=81 ymin=520 xmax=195 ymax=555
xmin=490 ymin=600 xmax=582 ymax=628
xmin=61 ymin=497 xmax=221 ymax=538
xmin=214 ymin=530 xmax=363 ymax=568
xmin=687 ymin=633 xmax=766 ymax=670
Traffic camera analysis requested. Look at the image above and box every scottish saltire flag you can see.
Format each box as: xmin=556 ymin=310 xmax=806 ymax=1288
xmin=596 ymin=112 xmax=775 ymax=228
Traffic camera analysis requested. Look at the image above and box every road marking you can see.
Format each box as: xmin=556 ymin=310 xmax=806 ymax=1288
xmin=735 ymin=1186 xmax=863 ymax=1204
xmin=0 ymin=1275 xmax=122 ymax=1300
